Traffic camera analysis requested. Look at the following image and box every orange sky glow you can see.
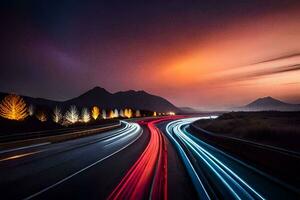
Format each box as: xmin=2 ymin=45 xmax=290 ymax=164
xmin=134 ymin=8 xmax=300 ymax=109
xmin=2 ymin=1 xmax=300 ymax=110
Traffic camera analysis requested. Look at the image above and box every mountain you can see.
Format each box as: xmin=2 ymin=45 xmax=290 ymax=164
xmin=236 ymin=96 xmax=300 ymax=111
xmin=0 ymin=92 xmax=60 ymax=108
xmin=0 ymin=87 xmax=180 ymax=112
xmin=64 ymin=87 xmax=113 ymax=108
xmin=65 ymin=87 xmax=180 ymax=112
xmin=179 ymin=107 xmax=199 ymax=113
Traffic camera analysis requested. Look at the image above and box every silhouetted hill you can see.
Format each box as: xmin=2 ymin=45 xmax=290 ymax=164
xmin=0 ymin=92 xmax=60 ymax=109
xmin=65 ymin=87 xmax=179 ymax=112
xmin=179 ymin=107 xmax=199 ymax=113
xmin=64 ymin=87 xmax=113 ymax=108
xmin=0 ymin=87 xmax=180 ymax=112
xmin=236 ymin=96 xmax=300 ymax=111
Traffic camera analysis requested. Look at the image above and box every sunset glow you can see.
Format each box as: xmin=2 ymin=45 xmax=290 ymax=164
xmin=1 ymin=1 xmax=299 ymax=110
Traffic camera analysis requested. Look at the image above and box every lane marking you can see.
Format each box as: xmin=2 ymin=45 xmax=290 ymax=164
xmin=23 ymin=125 xmax=143 ymax=200
xmin=0 ymin=150 xmax=43 ymax=162
xmin=0 ymin=143 xmax=51 ymax=154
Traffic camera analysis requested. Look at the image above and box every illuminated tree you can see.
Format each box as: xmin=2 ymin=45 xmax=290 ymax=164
xmin=65 ymin=105 xmax=79 ymax=124
xmin=109 ymin=110 xmax=115 ymax=118
xmin=91 ymin=106 xmax=100 ymax=120
xmin=36 ymin=112 xmax=47 ymax=122
xmin=53 ymin=106 xmax=62 ymax=123
xmin=124 ymin=108 xmax=132 ymax=118
xmin=114 ymin=109 xmax=119 ymax=118
xmin=81 ymin=107 xmax=90 ymax=123
xmin=102 ymin=109 xmax=107 ymax=119
xmin=153 ymin=111 xmax=157 ymax=117
xmin=0 ymin=94 xmax=28 ymax=120
xmin=119 ymin=109 xmax=124 ymax=117
xmin=135 ymin=110 xmax=141 ymax=117
xmin=28 ymin=104 xmax=35 ymax=116
xmin=129 ymin=109 xmax=132 ymax=118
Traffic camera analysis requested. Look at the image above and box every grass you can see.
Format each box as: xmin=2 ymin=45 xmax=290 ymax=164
xmin=194 ymin=111 xmax=300 ymax=151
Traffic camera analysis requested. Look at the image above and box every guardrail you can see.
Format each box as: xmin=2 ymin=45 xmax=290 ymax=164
xmin=0 ymin=121 xmax=122 ymax=149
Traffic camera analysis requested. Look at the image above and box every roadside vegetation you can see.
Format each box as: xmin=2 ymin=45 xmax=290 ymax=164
xmin=194 ymin=111 xmax=300 ymax=151
xmin=0 ymin=94 xmax=168 ymax=135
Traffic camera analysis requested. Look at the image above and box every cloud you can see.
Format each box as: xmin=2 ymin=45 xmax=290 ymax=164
xmin=243 ymin=64 xmax=300 ymax=80
xmin=221 ymin=54 xmax=300 ymax=82
xmin=252 ymin=53 xmax=300 ymax=65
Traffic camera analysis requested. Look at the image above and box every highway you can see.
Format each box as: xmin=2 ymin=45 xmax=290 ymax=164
xmin=1 ymin=117 xmax=299 ymax=200
xmin=166 ymin=117 xmax=300 ymax=200
xmin=0 ymin=121 xmax=145 ymax=200
xmin=0 ymin=117 xmax=195 ymax=200
xmin=107 ymin=119 xmax=168 ymax=199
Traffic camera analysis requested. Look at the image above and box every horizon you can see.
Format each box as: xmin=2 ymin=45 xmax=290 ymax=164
xmin=0 ymin=2 xmax=299 ymax=199
xmin=1 ymin=85 xmax=299 ymax=111
xmin=1 ymin=1 xmax=300 ymax=109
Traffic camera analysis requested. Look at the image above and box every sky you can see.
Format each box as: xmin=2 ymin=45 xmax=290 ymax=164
xmin=1 ymin=0 xmax=300 ymax=110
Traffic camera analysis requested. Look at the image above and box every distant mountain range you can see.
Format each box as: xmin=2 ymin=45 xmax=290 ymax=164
xmin=179 ymin=107 xmax=199 ymax=113
xmin=235 ymin=96 xmax=300 ymax=111
xmin=0 ymin=87 xmax=180 ymax=113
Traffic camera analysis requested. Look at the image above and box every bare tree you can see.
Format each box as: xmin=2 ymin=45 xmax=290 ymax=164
xmin=28 ymin=104 xmax=35 ymax=116
xmin=81 ymin=107 xmax=90 ymax=123
xmin=65 ymin=105 xmax=79 ymax=124
xmin=53 ymin=106 xmax=62 ymax=123
xmin=0 ymin=94 xmax=28 ymax=120
xmin=91 ymin=106 xmax=100 ymax=120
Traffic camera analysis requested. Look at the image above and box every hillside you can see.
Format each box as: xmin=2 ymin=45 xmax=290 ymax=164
xmin=0 ymin=87 xmax=180 ymax=113
xmin=235 ymin=96 xmax=300 ymax=111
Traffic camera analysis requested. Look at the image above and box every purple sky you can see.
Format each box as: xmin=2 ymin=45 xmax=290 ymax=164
xmin=1 ymin=1 xmax=300 ymax=109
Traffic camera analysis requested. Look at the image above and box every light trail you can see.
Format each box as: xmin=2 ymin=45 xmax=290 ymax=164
xmin=166 ymin=118 xmax=265 ymax=200
xmin=0 ymin=151 xmax=42 ymax=162
xmin=23 ymin=121 xmax=142 ymax=200
xmin=0 ymin=121 xmax=130 ymax=163
xmin=107 ymin=118 xmax=171 ymax=200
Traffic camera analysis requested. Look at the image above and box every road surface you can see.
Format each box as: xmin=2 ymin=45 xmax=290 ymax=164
xmin=1 ymin=117 xmax=299 ymax=200
xmin=165 ymin=117 xmax=300 ymax=199
xmin=0 ymin=121 xmax=145 ymax=200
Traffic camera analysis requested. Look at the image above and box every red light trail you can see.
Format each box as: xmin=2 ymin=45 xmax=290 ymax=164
xmin=107 ymin=118 xmax=175 ymax=200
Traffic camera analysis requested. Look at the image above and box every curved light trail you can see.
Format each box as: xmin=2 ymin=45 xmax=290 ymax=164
xmin=107 ymin=118 xmax=170 ymax=200
xmin=0 ymin=121 xmax=143 ymax=200
xmin=166 ymin=117 xmax=266 ymax=200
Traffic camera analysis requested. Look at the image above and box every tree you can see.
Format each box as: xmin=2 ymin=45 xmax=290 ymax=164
xmin=153 ymin=111 xmax=157 ymax=117
xmin=135 ymin=110 xmax=141 ymax=117
xmin=65 ymin=105 xmax=79 ymax=124
xmin=53 ymin=106 xmax=62 ymax=123
xmin=124 ymin=108 xmax=132 ymax=118
xmin=0 ymin=94 xmax=28 ymax=120
xmin=109 ymin=110 xmax=115 ymax=118
xmin=28 ymin=104 xmax=34 ymax=116
xmin=119 ymin=109 xmax=124 ymax=117
xmin=102 ymin=109 xmax=107 ymax=119
xmin=81 ymin=107 xmax=90 ymax=123
xmin=114 ymin=109 xmax=119 ymax=118
xmin=36 ymin=111 xmax=47 ymax=122
xmin=91 ymin=106 xmax=100 ymax=120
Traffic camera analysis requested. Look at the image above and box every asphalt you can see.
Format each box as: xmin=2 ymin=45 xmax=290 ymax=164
xmin=167 ymin=117 xmax=300 ymax=200
xmin=0 ymin=122 xmax=147 ymax=200
xmin=0 ymin=118 xmax=202 ymax=200
xmin=157 ymin=121 xmax=198 ymax=200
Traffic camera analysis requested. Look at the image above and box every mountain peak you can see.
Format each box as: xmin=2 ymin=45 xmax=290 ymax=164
xmin=90 ymin=86 xmax=110 ymax=93
xmin=237 ymin=96 xmax=300 ymax=111
xmin=251 ymin=96 xmax=283 ymax=105
xmin=258 ymin=96 xmax=275 ymax=101
xmin=65 ymin=87 xmax=179 ymax=112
